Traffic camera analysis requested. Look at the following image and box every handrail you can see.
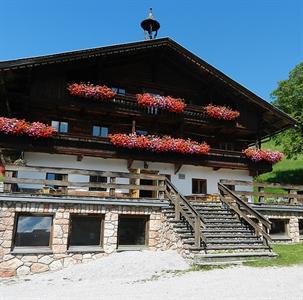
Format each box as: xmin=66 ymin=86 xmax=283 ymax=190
xmin=165 ymin=178 xmax=207 ymax=248
xmin=218 ymin=182 xmax=272 ymax=244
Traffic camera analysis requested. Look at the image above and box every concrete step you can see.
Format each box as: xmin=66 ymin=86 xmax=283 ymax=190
xmin=189 ymin=244 xmax=270 ymax=251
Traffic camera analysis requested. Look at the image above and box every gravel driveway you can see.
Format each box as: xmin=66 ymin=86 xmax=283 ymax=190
xmin=0 ymin=250 xmax=302 ymax=300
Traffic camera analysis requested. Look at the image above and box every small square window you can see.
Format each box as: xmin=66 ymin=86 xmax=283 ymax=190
xmin=178 ymin=174 xmax=186 ymax=180
xmin=192 ymin=179 xmax=207 ymax=194
xmin=89 ymin=175 xmax=107 ymax=191
xmin=136 ymin=130 xmax=148 ymax=136
xmin=112 ymin=87 xmax=126 ymax=95
xmin=69 ymin=215 xmax=103 ymax=247
xmin=14 ymin=214 xmax=53 ymax=248
xmin=51 ymin=121 xmax=68 ymax=133
xmin=92 ymin=126 xmax=108 ymax=138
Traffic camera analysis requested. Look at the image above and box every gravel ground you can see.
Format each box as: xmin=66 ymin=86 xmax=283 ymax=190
xmin=0 ymin=250 xmax=302 ymax=300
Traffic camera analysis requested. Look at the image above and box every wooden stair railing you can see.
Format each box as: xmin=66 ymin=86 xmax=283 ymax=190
xmin=218 ymin=182 xmax=272 ymax=247
xmin=165 ymin=179 xmax=207 ymax=248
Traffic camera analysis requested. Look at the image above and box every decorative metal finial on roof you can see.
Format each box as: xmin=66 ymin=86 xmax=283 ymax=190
xmin=141 ymin=8 xmax=160 ymax=40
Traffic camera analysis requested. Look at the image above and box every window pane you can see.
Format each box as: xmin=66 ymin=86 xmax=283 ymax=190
xmin=15 ymin=215 xmax=52 ymax=247
xmin=92 ymin=126 xmax=100 ymax=137
xmin=118 ymin=217 xmax=147 ymax=246
xmin=100 ymin=127 xmax=108 ymax=137
xmin=118 ymin=88 xmax=125 ymax=95
xmin=69 ymin=216 xmax=101 ymax=246
xmin=60 ymin=122 xmax=68 ymax=133
xmin=89 ymin=176 xmax=107 ymax=191
xmin=192 ymin=179 xmax=207 ymax=194
xmin=51 ymin=121 xmax=59 ymax=131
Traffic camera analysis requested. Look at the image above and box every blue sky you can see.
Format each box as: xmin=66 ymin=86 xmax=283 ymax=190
xmin=1 ymin=0 xmax=302 ymax=101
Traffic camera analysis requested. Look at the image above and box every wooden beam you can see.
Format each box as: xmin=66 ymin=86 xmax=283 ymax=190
xmin=174 ymin=163 xmax=183 ymax=174
xmin=127 ymin=159 xmax=134 ymax=170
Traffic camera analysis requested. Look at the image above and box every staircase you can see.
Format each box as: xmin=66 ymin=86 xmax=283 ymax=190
xmin=164 ymin=180 xmax=276 ymax=265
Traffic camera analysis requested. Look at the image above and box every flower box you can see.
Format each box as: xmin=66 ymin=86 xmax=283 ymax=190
xmin=136 ymin=93 xmax=186 ymax=113
xmin=0 ymin=117 xmax=55 ymax=138
xmin=205 ymin=105 xmax=240 ymax=121
xmin=109 ymin=133 xmax=210 ymax=155
xmin=243 ymin=148 xmax=283 ymax=164
xmin=67 ymin=83 xmax=116 ymax=100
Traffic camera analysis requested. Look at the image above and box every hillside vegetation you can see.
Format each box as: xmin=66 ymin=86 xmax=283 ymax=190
xmin=256 ymin=140 xmax=303 ymax=185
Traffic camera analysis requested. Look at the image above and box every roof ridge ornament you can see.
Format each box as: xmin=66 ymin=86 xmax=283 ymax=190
xmin=141 ymin=8 xmax=160 ymax=40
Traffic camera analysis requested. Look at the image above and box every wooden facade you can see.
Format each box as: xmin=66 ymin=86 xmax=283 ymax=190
xmin=0 ymin=38 xmax=295 ymax=174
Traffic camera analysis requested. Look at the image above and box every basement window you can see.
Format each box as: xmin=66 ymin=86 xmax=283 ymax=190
xmin=299 ymin=220 xmax=303 ymax=238
xmin=269 ymin=219 xmax=289 ymax=238
xmin=89 ymin=175 xmax=107 ymax=191
xmin=92 ymin=125 xmax=109 ymax=138
xmin=192 ymin=179 xmax=207 ymax=194
xmin=51 ymin=120 xmax=68 ymax=133
xmin=69 ymin=215 xmax=103 ymax=248
xmin=14 ymin=214 xmax=53 ymax=248
xmin=118 ymin=216 xmax=148 ymax=248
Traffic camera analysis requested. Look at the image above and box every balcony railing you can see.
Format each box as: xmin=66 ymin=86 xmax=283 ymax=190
xmin=2 ymin=165 xmax=167 ymax=199
xmin=220 ymin=179 xmax=303 ymax=205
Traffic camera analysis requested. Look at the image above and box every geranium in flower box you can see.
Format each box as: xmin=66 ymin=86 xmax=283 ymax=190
xmin=67 ymin=83 xmax=116 ymax=100
xmin=205 ymin=104 xmax=240 ymax=121
xmin=0 ymin=117 xmax=56 ymax=138
xmin=109 ymin=133 xmax=210 ymax=155
xmin=243 ymin=148 xmax=283 ymax=164
xmin=136 ymin=93 xmax=186 ymax=113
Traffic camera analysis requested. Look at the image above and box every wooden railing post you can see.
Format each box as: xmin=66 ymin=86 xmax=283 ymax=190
xmin=194 ymin=215 xmax=201 ymax=247
xmin=258 ymin=186 xmax=264 ymax=203
xmin=109 ymin=177 xmax=116 ymax=197
xmin=3 ymin=170 xmax=13 ymax=193
xmin=175 ymin=203 xmax=181 ymax=221
xmin=288 ymin=189 xmax=297 ymax=205
xmin=61 ymin=174 xmax=68 ymax=195
xmin=158 ymin=179 xmax=165 ymax=200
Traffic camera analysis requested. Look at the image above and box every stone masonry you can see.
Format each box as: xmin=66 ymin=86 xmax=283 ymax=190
xmin=0 ymin=201 xmax=178 ymax=278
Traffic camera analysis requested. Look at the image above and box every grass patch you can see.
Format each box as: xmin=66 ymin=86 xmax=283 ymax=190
xmin=244 ymin=243 xmax=303 ymax=267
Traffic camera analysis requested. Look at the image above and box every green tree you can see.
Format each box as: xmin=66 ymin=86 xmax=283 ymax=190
xmin=271 ymin=62 xmax=303 ymax=158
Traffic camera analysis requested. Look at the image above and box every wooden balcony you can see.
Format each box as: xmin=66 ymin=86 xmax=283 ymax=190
xmin=2 ymin=165 xmax=167 ymax=200
xmin=0 ymin=133 xmax=272 ymax=173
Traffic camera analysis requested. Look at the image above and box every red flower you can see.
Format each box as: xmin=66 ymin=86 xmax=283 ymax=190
xmin=243 ymin=148 xmax=283 ymax=164
xmin=109 ymin=133 xmax=210 ymax=155
xmin=68 ymin=83 xmax=116 ymax=100
xmin=205 ymin=105 xmax=240 ymax=121
xmin=136 ymin=94 xmax=186 ymax=113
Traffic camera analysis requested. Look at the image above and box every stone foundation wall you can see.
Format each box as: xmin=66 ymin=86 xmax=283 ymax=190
xmin=0 ymin=201 xmax=174 ymax=277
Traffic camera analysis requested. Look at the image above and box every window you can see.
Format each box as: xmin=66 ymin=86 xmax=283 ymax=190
xmin=269 ymin=219 xmax=289 ymax=237
xmin=92 ymin=126 xmax=108 ymax=138
xmin=118 ymin=216 xmax=148 ymax=247
xmin=299 ymin=220 xmax=303 ymax=237
xmin=14 ymin=214 xmax=53 ymax=248
xmin=69 ymin=215 xmax=103 ymax=247
xmin=89 ymin=175 xmax=107 ymax=191
xmin=111 ymin=87 xmax=126 ymax=95
xmin=192 ymin=179 xmax=207 ymax=194
xmin=219 ymin=143 xmax=234 ymax=151
xmin=51 ymin=121 xmax=68 ymax=133
xmin=136 ymin=130 xmax=148 ymax=136
xmin=46 ymin=173 xmax=65 ymax=189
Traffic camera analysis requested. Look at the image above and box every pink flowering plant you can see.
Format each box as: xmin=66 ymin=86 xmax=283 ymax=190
xmin=243 ymin=148 xmax=284 ymax=164
xmin=205 ymin=104 xmax=240 ymax=121
xmin=67 ymin=83 xmax=116 ymax=100
xmin=136 ymin=93 xmax=186 ymax=113
xmin=109 ymin=133 xmax=210 ymax=155
xmin=0 ymin=117 xmax=56 ymax=138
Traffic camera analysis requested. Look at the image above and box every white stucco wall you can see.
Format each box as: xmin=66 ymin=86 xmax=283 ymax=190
xmin=19 ymin=152 xmax=253 ymax=196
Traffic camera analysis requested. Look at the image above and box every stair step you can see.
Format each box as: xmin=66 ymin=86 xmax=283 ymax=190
xmin=205 ymin=239 xmax=262 ymax=244
xmin=203 ymin=228 xmax=253 ymax=233
xmin=193 ymin=251 xmax=277 ymax=264
xmin=189 ymin=244 xmax=270 ymax=251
